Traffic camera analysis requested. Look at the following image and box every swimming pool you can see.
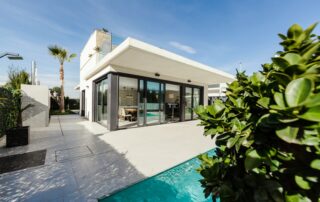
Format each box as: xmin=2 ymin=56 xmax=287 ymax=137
xmin=99 ymin=150 xmax=217 ymax=202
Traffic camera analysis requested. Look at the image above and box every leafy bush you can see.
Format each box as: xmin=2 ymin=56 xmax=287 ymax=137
xmin=0 ymin=87 xmax=19 ymax=137
xmin=5 ymin=67 xmax=31 ymax=89
xmin=195 ymin=23 xmax=320 ymax=202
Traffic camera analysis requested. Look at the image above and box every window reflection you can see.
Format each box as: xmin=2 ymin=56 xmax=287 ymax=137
xmin=193 ymin=88 xmax=200 ymax=118
xmin=95 ymin=78 xmax=108 ymax=126
xmin=184 ymin=87 xmax=192 ymax=120
xmin=118 ymin=77 xmax=138 ymax=128
xmin=165 ymin=84 xmax=180 ymax=122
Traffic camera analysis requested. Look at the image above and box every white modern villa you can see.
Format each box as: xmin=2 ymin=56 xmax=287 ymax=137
xmin=79 ymin=29 xmax=234 ymax=131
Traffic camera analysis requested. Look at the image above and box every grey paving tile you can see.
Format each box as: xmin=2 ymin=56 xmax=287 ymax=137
xmin=0 ymin=115 xmax=208 ymax=202
xmin=63 ymin=190 xmax=87 ymax=202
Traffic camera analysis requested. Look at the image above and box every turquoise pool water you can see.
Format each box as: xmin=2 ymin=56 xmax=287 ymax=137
xmin=99 ymin=150 xmax=217 ymax=202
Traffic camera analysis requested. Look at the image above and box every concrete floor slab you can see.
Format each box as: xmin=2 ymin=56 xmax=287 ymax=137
xmin=0 ymin=114 xmax=214 ymax=201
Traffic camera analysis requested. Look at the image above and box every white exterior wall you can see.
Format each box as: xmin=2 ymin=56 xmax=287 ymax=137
xmin=80 ymin=30 xmax=112 ymax=121
xmin=21 ymin=84 xmax=50 ymax=127
xmin=79 ymin=31 xmax=232 ymax=125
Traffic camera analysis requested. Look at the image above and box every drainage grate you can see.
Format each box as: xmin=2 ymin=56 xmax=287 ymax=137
xmin=0 ymin=150 xmax=46 ymax=174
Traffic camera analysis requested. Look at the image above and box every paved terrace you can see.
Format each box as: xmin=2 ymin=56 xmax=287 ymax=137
xmin=0 ymin=115 xmax=214 ymax=202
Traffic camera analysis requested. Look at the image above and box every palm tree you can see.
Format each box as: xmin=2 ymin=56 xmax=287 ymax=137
xmin=48 ymin=45 xmax=76 ymax=113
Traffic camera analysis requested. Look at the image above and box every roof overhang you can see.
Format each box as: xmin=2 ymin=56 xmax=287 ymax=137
xmin=84 ymin=38 xmax=235 ymax=84
xmin=74 ymin=84 xmax=80 ymax=90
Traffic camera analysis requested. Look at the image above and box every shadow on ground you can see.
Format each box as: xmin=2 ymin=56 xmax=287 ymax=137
xmin=0 ymin=115 xmax=145 ymax=201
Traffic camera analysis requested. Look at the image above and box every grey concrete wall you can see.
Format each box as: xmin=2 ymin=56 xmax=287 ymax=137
xmin=107 ymin=74 xmax=118 ymax=131
xmin=21 ymin=84 xmax=50 ymax=127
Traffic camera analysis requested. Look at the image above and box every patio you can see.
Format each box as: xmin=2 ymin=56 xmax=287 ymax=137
xmin=0 ymin=115 xmax=213 ymax=201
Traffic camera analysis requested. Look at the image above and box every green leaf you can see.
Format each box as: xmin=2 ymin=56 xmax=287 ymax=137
xmin=302 ymin=43 xmax=320 ymax=62
xmin=304 ymin=22 xmax=318 ymax=37
xmin=245 ymin=150 xmax=263 ymax=170
xmin=302 ymin=93 xmax=320 ymax=108
xmin=276 ymin=126 xmax=300 ymax=144
xmin=299 ymin=106 xmax=320 ymax=122
xmin=287 ymin=24 xmax=303 ymax=39
xmin=310 ymin=159 xmax=320 ymax=170
xmin=285 ymin=64 xmax=308 ymax=74
xmin=207 ymin=100 xmax=225 ymax=117
xmin=285 ymin=78 xmax=313 ymax=107
xmin=274 ymin=92 xmax=286 ymax=108
xmin=270 ymin=72 xmax=292 ymax=86
xmin=257 ymin=97 xmax=270 ymax=108
xmin=204 ymin=128 xmax=217 ymax=136
xmin=250 ymin=72 xmax=265 ymax=85
xmin=272 ymin=57 xmax=290 ymax=69
xmin=278 ymin=33 xmax=287 ymax=40
xmin=285 ymin=194 xmax=311 ymax=202
xmin=295 ymin=175 xmax=311 ymax=190
xmin=227 ymin=134 xmax=240 ymax=148
xmin=283 ymin=53 xmax=302 ymax=65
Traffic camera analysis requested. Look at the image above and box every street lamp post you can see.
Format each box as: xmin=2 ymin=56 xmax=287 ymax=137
xmin=0 ymin=52 xmax=23 ymax=60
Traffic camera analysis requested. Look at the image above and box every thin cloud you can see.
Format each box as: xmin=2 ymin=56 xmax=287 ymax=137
xmin=169 ymin=41 xmax=196 ymax=54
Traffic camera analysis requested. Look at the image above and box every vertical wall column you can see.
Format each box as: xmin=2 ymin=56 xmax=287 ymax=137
xmin=202 ymin=85 xmax=208 ymax=106
xmin=180 ymin=85 xmax=185 ymax=122
xmin=107 ymin=73 xmax=118 ymax=131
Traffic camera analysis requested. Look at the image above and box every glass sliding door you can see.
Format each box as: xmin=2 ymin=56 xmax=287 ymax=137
xmin=160 ymin=83 xmax=165 ymax=123
xmin=115 ymin=74 xmax=202 ymax=128
xmin=146 ymin=81 xmax=161 ymax=125
xmin=184 ymin=87 xmax=192 ymax=120
xmin=138 ymin=79 xmax=145 ymax=126
xmin=95 ymin=78 xmax=108 ymax=126
xmin=118 ymin=77 xmax=138 ymax=128
xmin=165 ymin=84 xmax=180 ymax=122
xmin=193 ymin=88 xmax=201 ymax=119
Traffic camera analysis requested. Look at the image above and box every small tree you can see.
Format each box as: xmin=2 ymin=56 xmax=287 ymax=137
xmin=5 ymin=67 xmax=31 ymax=89
xmin=0 ymin=87 xmax=17 ymax=136
xmin=196 ymin=23 xmax=320 ymax=201
xmin=48 ymin=45 xmax=76 ymax=113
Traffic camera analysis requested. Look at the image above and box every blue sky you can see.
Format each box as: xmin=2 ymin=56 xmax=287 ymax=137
xmin=0 ymin=0 xmax=319 ymax=98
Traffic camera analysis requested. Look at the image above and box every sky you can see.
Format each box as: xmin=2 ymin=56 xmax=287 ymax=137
xmin=0 ymin=0 xmax=319 ymax=98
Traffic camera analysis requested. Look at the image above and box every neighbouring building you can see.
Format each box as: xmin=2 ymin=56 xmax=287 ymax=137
xmin=208 ymin=83 xmax=228 ymax=104
xmin=79 ymin=29 xmax=234 ymax=131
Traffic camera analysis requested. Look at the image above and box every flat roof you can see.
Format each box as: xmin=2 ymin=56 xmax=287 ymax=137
xmin=84 ymin=37 xmax=235 ymax=84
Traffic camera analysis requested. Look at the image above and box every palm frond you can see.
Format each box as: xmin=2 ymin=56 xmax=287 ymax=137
xmin=48 ymin=45 xmax=67 ymax=64
xmin=48 ymin=45 xmax=76 ymax=64
xmin=69 ymin=53 xmax=77 ymax=59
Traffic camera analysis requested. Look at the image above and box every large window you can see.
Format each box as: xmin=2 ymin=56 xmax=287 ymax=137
xmin=184 ymin=87 xmax=192 ymax=120
xmin=184 ymin=87 xmax=201 ymax=120
xmin=193 ymin=88 xmax=201 ymax=118
xmin=165 ymin=84 xmax=180 ymax=122
xmin=145 ymin=81 xmax=163 ymax=125
xmin=118 ymin=77 xmax=138 ymax=128
xmin=116 ymin=74 xmax=202 ymax=129
xmin=95 ymin=78 xmax=108 ymax=126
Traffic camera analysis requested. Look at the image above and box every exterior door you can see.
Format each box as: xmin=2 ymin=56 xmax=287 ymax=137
xmin=146 ymin=81 xmax=161 ymax=125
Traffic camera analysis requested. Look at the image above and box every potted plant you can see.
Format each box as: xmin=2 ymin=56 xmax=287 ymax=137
xmin=6 ymin=89 xmax=33 ymax=147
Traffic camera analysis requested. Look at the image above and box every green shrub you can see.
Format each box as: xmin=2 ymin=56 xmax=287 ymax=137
xmin=0 ymin=87 xmax=19 ymax=137
xmin=195 ymin=23 xmax=320 ymax=202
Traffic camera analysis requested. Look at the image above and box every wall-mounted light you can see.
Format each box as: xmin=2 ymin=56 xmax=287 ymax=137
xmin=187 ymin=79 xmax=191 ymax=83
xmin=155 ymin=73 xmax=160 ymax=77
